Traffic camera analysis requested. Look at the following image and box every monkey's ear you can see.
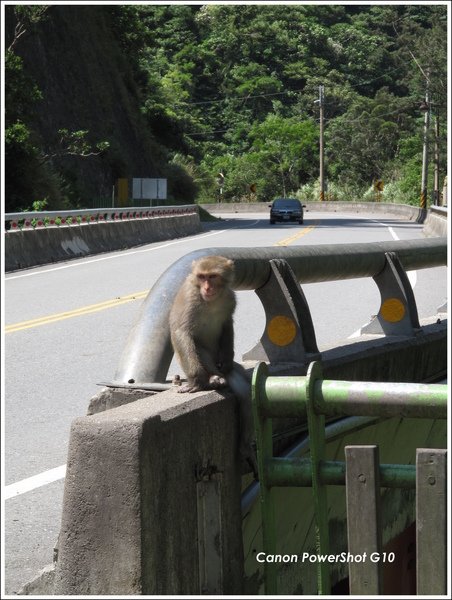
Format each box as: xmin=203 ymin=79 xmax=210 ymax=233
xmin=226 ymin=259 xmax=234 ymax=270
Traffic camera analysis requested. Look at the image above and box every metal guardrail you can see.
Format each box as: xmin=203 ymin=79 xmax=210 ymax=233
xmin=113 ymin=237 xmax=447 ymax=385
xmin=4 ymin=205 xmax=198 ymax=231
xmin=251 ymin=361 xmax=447 ymax=595
xmin=430 ymin=205 xmax=448 ymax=216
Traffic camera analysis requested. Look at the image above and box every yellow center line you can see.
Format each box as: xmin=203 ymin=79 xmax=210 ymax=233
xmin=7 ymin=222 xmax=317 ymax=334
xmin=274 ymin=223 xmax=317 ymax=246
xmin=5 ymin=291 xmax=148 ymax=333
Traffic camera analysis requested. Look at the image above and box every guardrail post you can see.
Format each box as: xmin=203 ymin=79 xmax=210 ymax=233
xmin=243 ymin=259 xmax=319 ymax=364
xmin=345 ymin=445 xmax=383 ymax=594
xmin=416 ymin=448 xmax=447 ymax=595
xmin=362 ymin=252 xmax=420 ymax=336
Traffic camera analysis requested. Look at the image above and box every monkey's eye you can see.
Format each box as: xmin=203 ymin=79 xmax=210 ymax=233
xmin=197 ymin=273 xmax=219 ymax=282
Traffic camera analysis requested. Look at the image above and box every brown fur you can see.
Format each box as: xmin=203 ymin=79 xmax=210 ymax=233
xmin=170 ymin=256 xmax=236 ymax=392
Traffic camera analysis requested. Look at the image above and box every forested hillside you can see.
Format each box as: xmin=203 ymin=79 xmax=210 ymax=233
xmin=4 ymin=3 xmax=447 ymax=212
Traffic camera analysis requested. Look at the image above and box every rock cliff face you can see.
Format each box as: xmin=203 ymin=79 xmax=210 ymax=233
xmin=7 ymin=5 xmax=168 ymax=207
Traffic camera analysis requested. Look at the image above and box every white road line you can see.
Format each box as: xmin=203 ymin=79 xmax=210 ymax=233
xmin=387 ymin=225 xmax=399 ymax=241
xmin=5 ymin=229 xmax=227 ymax=280
xmin=5 ymin=464 xmax=67 ymax=499
xmin=4 ymin=219 xmax=265 ymax=499
xmin=370 ymin=220 xmax=417 ymax=287
xmin=348 ymin=220 xmax=418 ymax=339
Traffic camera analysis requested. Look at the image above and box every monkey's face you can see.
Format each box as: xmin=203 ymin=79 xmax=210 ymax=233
xmin=197 ymin=272 xmax=223 ymax=302
xmin=190 ymin=256 xmax=234 ymax=303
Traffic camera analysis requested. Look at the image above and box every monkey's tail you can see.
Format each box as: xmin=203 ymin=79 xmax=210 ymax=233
xmin=227 ymin=361 xmax=251 ymax=400
xmin=227 ymin=363 xmax=258 ymax=480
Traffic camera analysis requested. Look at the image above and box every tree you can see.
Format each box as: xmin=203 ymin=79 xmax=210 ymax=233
xmin=250 ymin=115 xmax=317 ymax=197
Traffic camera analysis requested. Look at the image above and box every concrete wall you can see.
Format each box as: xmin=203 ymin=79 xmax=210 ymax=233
xmin=211 ymin=199 xmax=446 ymax=237
xmin=53 ymin=390 xmax=244 ymax=595
xmin=423 ymin=206 xmax=449 ymax=238
xmin=5 ymin=212 xmax=201 ymax=271
xmin=202 ymin=200 xmax=424 ymax=219
xmin=6 ymin=203 xmax=446 ymax=273
xmin=203 ymin=201 xmax=448 ymax=236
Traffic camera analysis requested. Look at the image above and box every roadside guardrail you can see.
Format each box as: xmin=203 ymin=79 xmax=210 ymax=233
xmin=5 ymin=205 xmax=197 ymax=231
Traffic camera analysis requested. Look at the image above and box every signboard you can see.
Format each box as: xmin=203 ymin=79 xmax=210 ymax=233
xmin=116 ymin=178 xmax=129 ymax=206
xmin=374 ymin=180 xmax=384 ymax=192
xmin=132 ymin=178 xmax=167 ymax=200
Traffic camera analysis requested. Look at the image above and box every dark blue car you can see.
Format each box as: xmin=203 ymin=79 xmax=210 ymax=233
xmin=269 ymin=198 xmax=304 ymax=225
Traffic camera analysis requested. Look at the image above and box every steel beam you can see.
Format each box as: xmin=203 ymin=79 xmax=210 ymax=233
xmin=114 ymin=238 xmax=446 ymax=384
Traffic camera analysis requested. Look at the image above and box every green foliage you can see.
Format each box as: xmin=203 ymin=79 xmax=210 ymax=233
xmin=4 ymin=3 xmax=447 ymax=210
xmin=45 ymin=129 xmax=110 ymax=160
xmin=30 ymin=199 xmax=48 ymax=212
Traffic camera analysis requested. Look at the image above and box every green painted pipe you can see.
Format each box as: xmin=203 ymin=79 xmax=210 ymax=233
xmin=261 ymin=377 xmax=447 ymax=420
xmin=266 ymin=457 xmax=416 ymax=489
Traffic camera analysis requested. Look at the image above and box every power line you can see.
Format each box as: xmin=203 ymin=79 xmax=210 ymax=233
xmin=175 ymin=62 xmax=411 ymax=109
xmin=185 ymin=104 xmax=418 ymax=138
xmin=179 ymin=88 xmax=303 ymax=106
xmin=324 ymin=104 xmax=418 ymax=125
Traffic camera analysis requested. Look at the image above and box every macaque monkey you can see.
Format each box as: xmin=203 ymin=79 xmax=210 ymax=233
xmin=169 ymin=255 xmax=257 ymax=476
xmin=170 ymin=255 xmax=236 ymax=393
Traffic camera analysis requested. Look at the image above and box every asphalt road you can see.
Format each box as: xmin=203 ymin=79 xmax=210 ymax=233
xmin=3 ymin=210 xmax=447 ymax=594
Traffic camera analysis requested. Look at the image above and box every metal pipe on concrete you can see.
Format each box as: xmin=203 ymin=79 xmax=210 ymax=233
xmin=114 ymin=237 xmax=446 ymax=384
xmin=265 ymin=457 xmax=416 ymax=489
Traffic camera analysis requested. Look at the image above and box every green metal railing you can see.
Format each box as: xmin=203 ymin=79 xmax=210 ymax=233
xmin=251 ymin=361 xmax=448 ymax=595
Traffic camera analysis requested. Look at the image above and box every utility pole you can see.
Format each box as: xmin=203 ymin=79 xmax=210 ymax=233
xmin=318 ymin=85 xmax=325 ymax=201
xmin=433 ymin=110 xmax=440 ymax=206
xmin=420 ymin=70 xmax=430 ymax=213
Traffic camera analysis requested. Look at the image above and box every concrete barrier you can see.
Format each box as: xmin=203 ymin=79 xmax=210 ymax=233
xmin=202 ymin=201 xmax=447 ymax=235
xmin=304 ymin=201 xmax=423 ymax=221
xmin=5 ymin=211 xmax=201 ymax=271
xmin=18 ymin=314 xmax=447 ymax=595
xmin=423 ymin=206 xmax=448 ymax=238
xmin=202 ymin=200 xmax=425 ymax=219
xmin=53 ymin=390 xmax=244 ymax=595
